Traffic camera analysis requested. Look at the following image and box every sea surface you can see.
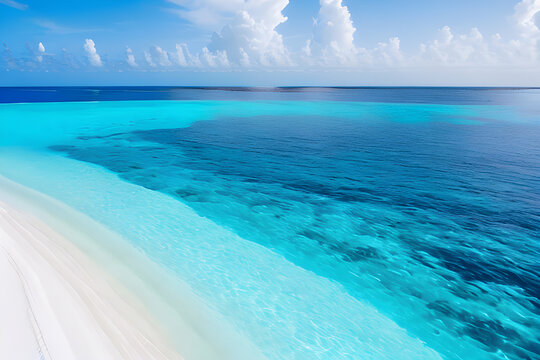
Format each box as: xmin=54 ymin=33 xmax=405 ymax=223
xmin=0 ymin=87 xmax=539 ymax=360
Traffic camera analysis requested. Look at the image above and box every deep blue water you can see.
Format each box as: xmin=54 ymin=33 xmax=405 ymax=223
xmin=2 ymin=87 xmax=540 ymax=359
xmin=2 ymin=86 xmax=540 ymax=106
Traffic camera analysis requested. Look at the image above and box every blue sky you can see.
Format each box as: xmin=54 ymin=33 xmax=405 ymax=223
xmin=1 ymin=0 xmax=539 ymax=86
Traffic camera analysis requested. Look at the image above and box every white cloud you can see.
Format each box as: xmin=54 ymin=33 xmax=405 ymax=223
xmin=36 ymin=41 xmax=45 ymax=62
xmin=515 ymin=0 xmax=540 ymax=38
xmin=303 ymin=0 xmax=539 ymax=70
xmin=166 ymin=0 xmax=244 ymax=29
xmin=200 ymin=47 xmax=229 ymax=67
xmin=143 ymin=46 xmax=173 ymax=67
xmin=308 ymin=0 xmax=357 ymax=65
xmin=126 ymin=47 xmax=137 ymax=67
xmin=0 ymin=0 xmax=28 ymax=11
xmin=511 ymin=0 xmax=540 ymax=62
xmin=239 ymin=47 xmax=250 ymax=66
xmin=368 ymin=37 xmax=404 ymax=66
xmin=83 ymin=38 xmax=102 ymax=67
xmin=4 ymin=0 xmax=540 ymax=82
xmin=417 ymin=0 xmax=539 ymax=68
xmin=144 ymin=50 xmax=155 ymax=67
xmin=175 ymin=43 xmax=188 ymax=66
xmin=150 ymin=45 xmax=172 ymax=66
xmin=419 ymin=26 xmax=492 ymax=66
xmin=203 ymin=0 xmax=290 ymax=67
xmin=175 ymin=43 xmax=201 ymax=66
xmin=427 ymin=0 xmax=540 ymax=67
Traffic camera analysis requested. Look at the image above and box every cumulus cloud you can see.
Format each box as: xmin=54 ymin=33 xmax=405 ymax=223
xmin=3 ymin=0 xmax=540 ymax=80
xmin=200 ymin=47 xmax=229 ymax=67
xmin=515 ymin=0 xmax=540 ymax=37
xmin=166 ymin=0 xmax=539 ymax=71
xmin=25 ymin=41 xmax=47 ymax=63
xmin=175 ymin=43 xmax=201 ymax=66
xmin=304 ymin=0 xmax=540 ymax=70
xmin=419 ymin=26 xmax=493 ymax=66
xmin=416 ymin=0 xmax=539 ymax=68
xmin=149 ymin=45 xmax=172 ymax=66
xmin=512 ymin=0 xmax=540 ymax=61
xmin=83 ymin=38 xmax=102 ymax=66
xmin=143 ymin=46 xmax=173 ymax=67
xmin=144 ymin=50 xmax=155 ymax=67
xmin=126 ymin=47 xmax=137 ymax=67
xmin=368 ymin=37 xmax=404 ymax=66
xmin=205 ymin=0 xmax=290 ymax=66
xmin=307 ymin=0 xmax=357 ymax=65
xmin=175 ymin=43 xmax=188 ymax=66
xmin=36 ymin=41 xmax=45 ymax=62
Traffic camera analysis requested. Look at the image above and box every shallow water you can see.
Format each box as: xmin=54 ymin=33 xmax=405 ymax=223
xmin=1 ymin=88 xmax=539 ymax=359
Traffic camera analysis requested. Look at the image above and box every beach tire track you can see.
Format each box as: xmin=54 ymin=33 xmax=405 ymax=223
xmin=0 ymin=245 xmax=53 ymax=360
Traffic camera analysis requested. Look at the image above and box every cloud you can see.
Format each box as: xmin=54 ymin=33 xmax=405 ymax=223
xmin=4 ymin=0 xmax=540 ymax=81
xmin=34 ymin=19 xmax=101 ymax=34
xmin=149 ymin=46 xmax=172 ymax=66
xmin=166 ymin=0 xmax=539 ymax=71
xmin=303 ymin=0 xmax=540 ymax=69
xmin=175 ymin=43 xmax=201 ymax=66
xmin=304 ymin=0 xmax=404 ymax=68
xmin=511 ymin=0 xmax=540 ymax=61
xmin=367 ymin=37 xmax=404 ymax=66
xmin=401 ymin=1 xmax=536 ymax=69
xmin=515 ymin=0 xmax=540 ymax=38
xmin=417 ymin=0 xmax=539 ymax=68
xmin=0 ymin=0 xmax=28 ymax=11
xmin=307 ymin=0 xmax=357 ymax=65
xmin=419 ymin=26 xmax=492 ymax=66
xmin=200 ymin=47 xmax=229 ymax=67
xmin=2 ymin=43 xmax=17 ymax=69
xmin=83 ymin=39 xmax=102 ymax=67
xmin=23 ymin=41 xmax=47 ymax=64
xmin=144 ymin=50 xmax=155 ymax=67
xmin=166 ymin=0 xmax=244 ymax=29
xmin=37 ymin=42 xmax=45 ymax=62
xmin=175 ymin=44 xmax=188 ymax=66
xmin=205 ymin=0 xmax=290 ymax=66
xmin=126 ymin=47 xmax=137 ymax=67
xmin=60 ymin=48 xmax=81 ymax=69
xmin=34 ymin=20 xmax=75 ymax=34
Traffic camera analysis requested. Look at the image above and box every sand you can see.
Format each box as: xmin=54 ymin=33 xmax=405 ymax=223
xmin=0 ymin=197 xmax=185 ymax=360
xmin=0 ymin=171 xmax=266 ymax=360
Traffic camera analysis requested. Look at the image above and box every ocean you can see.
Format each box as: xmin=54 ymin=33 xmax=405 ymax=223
xmin=0 ymin=87 xmax=539 ymax=360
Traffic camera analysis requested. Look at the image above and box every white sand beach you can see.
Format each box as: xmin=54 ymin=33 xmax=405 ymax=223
xmin=0 ymin=173 xmax=266 ymax=360
xmin=0 ymin=197 xmax=183 ymax=360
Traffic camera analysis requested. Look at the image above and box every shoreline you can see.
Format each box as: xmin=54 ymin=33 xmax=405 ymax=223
xmin=0 ymin=193 xmax=182 ymax=359
xmin=0 ymin=148 xmax=443 ymax=360
xmin=0 ymin=174 xmax=266 ymax=360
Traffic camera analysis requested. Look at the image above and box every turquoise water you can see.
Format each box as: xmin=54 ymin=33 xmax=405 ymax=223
xmin=0 ymin=88 xmax=539 ymax=360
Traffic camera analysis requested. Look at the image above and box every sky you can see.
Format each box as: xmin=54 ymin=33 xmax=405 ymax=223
xmin=1 ymin=0 xmax=540 ymax=86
